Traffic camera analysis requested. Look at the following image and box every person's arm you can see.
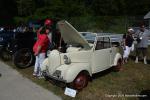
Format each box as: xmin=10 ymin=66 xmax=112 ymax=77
xmin=122 ymin=34 xmax=126 ymax=48
xmin=34 ymin=45 xmax=42 ymax=56
xmin=37 ymin=27 xmax=43 ymax=35
xmin=32 ymin=25 xmax=36 ymax=33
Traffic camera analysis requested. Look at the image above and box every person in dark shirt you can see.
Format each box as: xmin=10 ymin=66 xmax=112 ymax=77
xmin=123 ymin=28 xmax=134 ymax=63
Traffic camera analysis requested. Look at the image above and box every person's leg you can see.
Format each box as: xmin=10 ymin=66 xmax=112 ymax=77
xmin=142 ymin=48 xmax=147 ymax=64
xmin=135 ymin=48 xmax=140 ymax=63
xmin=33 ymin=56 xmax=39 ymax=76
xmin=131 ymin=43 xmax=135 ymax=51
xmin=123 ymin=47 xmax=127 ymax=63
xmin=37 ymin=53 xmax=46 ymax=77
xmin=123 ymin=46 xmax=130 ymax=63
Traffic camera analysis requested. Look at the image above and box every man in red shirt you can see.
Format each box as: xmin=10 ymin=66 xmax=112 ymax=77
xmin=33 ymin=19 xmax=52 ymax=77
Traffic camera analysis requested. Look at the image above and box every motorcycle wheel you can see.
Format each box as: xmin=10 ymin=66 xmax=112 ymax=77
xmin=13 ymin=48 xmax=34 ymax=68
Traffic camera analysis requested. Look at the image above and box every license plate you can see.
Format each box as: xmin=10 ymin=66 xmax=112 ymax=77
xmin=64 ymin=87 xmax=77 ymax=97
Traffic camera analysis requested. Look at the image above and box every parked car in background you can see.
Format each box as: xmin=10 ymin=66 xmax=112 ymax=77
xmin=3 ymin=19 xmax=61 ymax=69
xmin=0 ymin=26 xmax=37 ymax=66
xmin=0 ymin=30 xmax=15 ymax=60
xmin=95 ymin=32 xmax=123 ymax=46
xmin=6 ymin=31 xmax=36 ymax=68
xmin=41 ymin=20 xmax=122 ymax=90
xmin=0 ymin=30 xmax=15 ymax=48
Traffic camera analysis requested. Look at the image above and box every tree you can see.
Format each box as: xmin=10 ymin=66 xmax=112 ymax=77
xmin=16 ymin=0 xmax=36 ymax=16
xmin=0 ymin=0 xmax=17 ymax=25
xmin=33 ymin=0 xmax=88 ymax=19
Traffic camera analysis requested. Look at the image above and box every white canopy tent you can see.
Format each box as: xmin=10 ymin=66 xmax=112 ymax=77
xmin=144 ymin=11 xmax=150 ymax=29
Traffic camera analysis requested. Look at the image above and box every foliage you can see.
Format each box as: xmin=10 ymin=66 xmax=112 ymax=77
xmin=16 ymin=0 xmax=36 ymax=16
xmin=0 ymin=0 xmax=150 ymax=30
xmin=13 ymin=0 xmax=150 ymax=20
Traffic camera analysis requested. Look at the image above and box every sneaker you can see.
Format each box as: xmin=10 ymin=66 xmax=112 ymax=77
xmin=33 ymin=72 xmax=37 ymax=76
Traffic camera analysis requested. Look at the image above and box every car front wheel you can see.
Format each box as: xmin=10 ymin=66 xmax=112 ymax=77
xmin=72 ymin=72 xmax=89 ymax=90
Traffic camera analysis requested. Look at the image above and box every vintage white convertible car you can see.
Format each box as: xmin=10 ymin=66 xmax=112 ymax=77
xmin=41 ymin=20 xmax=122 ymax=90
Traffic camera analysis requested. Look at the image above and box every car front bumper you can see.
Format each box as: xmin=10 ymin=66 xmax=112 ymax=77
xmin=42 ymin=70 xmax=67 ymax=83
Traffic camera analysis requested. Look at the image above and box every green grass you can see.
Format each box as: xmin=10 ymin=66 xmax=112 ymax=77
xmin=1 ymin=50 xmax=150 ymax=100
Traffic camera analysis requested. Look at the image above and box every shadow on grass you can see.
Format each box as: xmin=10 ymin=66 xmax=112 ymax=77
xmin=48 ymin=78 xmax=66 ymax=89
xmin=139 ymin=90 xmax=150 ymax=100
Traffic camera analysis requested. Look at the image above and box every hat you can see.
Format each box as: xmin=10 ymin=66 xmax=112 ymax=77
xmin=128 ymin=28 xmax=134 ymax=33
xmin=44 ymin=19 xmax=53 ymax=26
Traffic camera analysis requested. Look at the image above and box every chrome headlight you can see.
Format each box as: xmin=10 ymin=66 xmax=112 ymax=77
xmin=63 ymin=55 xmax=71 ymax=64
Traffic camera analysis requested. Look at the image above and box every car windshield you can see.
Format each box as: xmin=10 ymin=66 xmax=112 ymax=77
xmin=80 ymin=32 xmax=96 ymax=43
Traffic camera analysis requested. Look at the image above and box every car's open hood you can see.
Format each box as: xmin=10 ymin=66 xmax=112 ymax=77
xmin=57 ymin=20 xmax=91 ymax=50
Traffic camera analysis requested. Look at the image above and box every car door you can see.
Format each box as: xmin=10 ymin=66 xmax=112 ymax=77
xmin=92 ymin=37 xmax=112 ymax=73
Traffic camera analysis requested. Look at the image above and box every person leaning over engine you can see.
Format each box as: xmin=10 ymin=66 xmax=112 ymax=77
xmin=32 ymin=19 xmax=53 ymax=78
xmin=32 ymin=26 xmax=50 ymax=78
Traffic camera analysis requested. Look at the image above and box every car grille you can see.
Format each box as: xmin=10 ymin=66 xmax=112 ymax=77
xmin=52 ymin=70 xmax=61 ymax=78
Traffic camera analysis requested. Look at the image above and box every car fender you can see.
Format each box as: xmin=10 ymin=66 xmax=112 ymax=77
xmin=57 ymin=63 xmax=91 ymax=83
xmin=113 ymin=53 xmax=122 ymax=66
xmin=41 ymin=58 xmax=49 ymax=71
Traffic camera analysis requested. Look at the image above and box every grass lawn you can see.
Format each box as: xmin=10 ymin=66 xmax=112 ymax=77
xmin=1 ymin=49 xmax=150 ymax=100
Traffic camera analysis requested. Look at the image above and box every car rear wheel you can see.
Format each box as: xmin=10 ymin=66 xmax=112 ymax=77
xmin=114 ymin=58 xmax=122 ymax=72
xmin=72 ymin=72 xmax=89 ymax=90
xmin=13 ymin=48 xmax=34 ymax=68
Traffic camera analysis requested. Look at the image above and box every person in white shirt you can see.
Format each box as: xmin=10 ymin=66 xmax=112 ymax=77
xmin=135 ymin=25 xmax=150 ymax=64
